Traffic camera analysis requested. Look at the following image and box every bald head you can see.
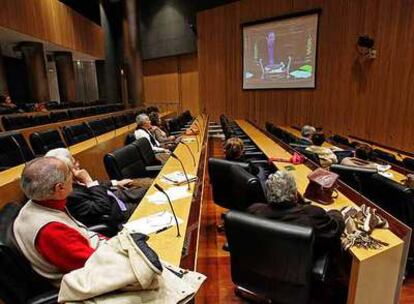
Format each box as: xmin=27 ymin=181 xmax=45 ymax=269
xmin=20 ymin=157 xmax=71 ymax=201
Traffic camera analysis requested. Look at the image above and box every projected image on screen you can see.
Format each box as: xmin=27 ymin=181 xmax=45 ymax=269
xmin=243 ymin=13 xmax=319 ymax=89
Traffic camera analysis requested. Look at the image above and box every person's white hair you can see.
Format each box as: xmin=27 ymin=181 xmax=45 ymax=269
xmin=265 ymin=170 xmax=297 ymax=204
xmin=301 ymin=125 xmax=316 ymax=138
xmin=136 ymin=113 xmax=149 ymax=128
xmin=20 ymin=157 xmax=70 ymax=201
xmin=45 ymin=148 xmax=74 ymax=168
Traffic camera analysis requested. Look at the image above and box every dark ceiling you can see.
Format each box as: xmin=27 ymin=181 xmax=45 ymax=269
xmin=59 ymin=0 xmax=238 ymax=26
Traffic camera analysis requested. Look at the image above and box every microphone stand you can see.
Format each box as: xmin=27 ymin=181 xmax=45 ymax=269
xmin=170 ymin=152 xmax=191 ymax=190
xmin=154 ymin=184 xmax=181 ymax=237
xmin=179 ymin=140 xmax=196 ymax=167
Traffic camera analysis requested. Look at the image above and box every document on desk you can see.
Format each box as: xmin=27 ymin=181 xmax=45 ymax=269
xmin=124 ymin=211 xmax=183 ymax=235
xmin=161 ymin=171 xmax=197 ymax=185
xmin=147 ymin=186 xmax=191 ymax=205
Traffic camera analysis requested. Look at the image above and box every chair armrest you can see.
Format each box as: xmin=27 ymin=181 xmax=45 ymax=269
xmin=244 ymin=151 xmax=265 ymax=157
xmin=89 ymin=223 xmax=112 ymax=233
xmin=28 ymin=290 xmax=59 ymax=304
xmin=249 ymin=160 xmax=269 ymax=165
xmin=312 ymin=252 xmax=329 ymax=283
xmin=145 ymin=165 xmax=163 ymax=172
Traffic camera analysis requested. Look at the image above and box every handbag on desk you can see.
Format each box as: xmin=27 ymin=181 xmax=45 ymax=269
xmin=304 ymin=168 xmax=339 ymax=205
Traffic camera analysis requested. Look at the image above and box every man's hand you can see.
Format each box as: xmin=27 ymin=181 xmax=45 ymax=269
xmin=117 ymin=179 xmax=133 ymax=188
xmin=72 ymin=168 xmax=93 ymax=185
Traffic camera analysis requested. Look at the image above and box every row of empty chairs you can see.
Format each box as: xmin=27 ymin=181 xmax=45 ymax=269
xmin=0 ymin=112 xmax=138 ymax=171
xmin=1 ymin=103 xmax=124 ymax=131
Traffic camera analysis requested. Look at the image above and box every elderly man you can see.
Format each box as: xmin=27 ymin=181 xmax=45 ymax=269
xmin=45 ymin=148 xmax=151 ymax=229
xmin=247 ymin=170 xmax=345 ymax=258
xmin=13 ymin=157 xmax=106 ymax=286
xmin=298 ymin=125 xmax=317 ymax=145
xmin=135 ymin=113 xmax=170 ymax=163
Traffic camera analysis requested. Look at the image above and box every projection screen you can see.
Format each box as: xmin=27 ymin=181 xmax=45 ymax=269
xmin=243 ymin=12 xmax=319 ymax=89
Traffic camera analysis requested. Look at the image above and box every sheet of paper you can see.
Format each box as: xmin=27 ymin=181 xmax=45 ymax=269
xmin=162 ymin=171 xmax=197 ymax=184
xmin=147 ymin=186 xmax=191 ymax=205
xmin=124 ymin=211 xmax=183 ymax=235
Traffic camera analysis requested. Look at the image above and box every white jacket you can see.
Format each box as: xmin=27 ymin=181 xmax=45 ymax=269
xmin=134 ymin=129 xmax=167 ymax=153
xmin=58 ymin=230 xmax=206 ymax=304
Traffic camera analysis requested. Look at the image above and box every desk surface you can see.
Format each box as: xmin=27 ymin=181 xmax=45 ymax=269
xmin=238 ymin=120 xmax=408 ymax=304
xmin=128 ymin=115 xmax=209 ymax=268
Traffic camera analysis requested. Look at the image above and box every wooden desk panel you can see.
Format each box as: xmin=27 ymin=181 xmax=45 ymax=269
xmin=237 ymin=120 xmax=408 ymax=304
xmin=128 ymin=115 xmax=209 ymax=268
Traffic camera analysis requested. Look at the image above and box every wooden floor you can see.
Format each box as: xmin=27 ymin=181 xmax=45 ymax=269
xmin=195 ymin=137 xmax=414 ymax=304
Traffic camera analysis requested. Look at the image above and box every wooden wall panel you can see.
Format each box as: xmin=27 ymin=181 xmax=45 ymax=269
xmin=0 ymin=0 xmax=104 ymax=58
xmin=198 ymin=0 xmax=414 ymax=151
xmin=143 ymin=54 xmax=200 ymax=115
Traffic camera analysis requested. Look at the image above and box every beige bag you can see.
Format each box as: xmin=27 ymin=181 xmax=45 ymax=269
xmin=58 ymin=230 xmax=206 ymax=304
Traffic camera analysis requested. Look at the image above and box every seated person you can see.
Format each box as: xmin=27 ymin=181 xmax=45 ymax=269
xmin=247 ymin=170 xmax=345 ymax=258
xmin=224 ymin=137 xmax=272 ymax=182
xmin=134 ymin=113 xmax=170 ymax=163
xmin=45 ymin=148 xmax=152 ymax=229
xmin=298 ymin=125 xmax=316 ymax=145
xmin=0 ymin=94 xmax=17 ymax=109
xmin=149 ymin=111 xmax=177 ymax=150
xmin=13 ymin=157 xmax=106 ymax=286
xmin=146 ymin=105 xmax=160 ymax=114
xmin=341 ymin=144 xmax=378 ymax=169
xmin=306 ymin=132 xmax=338 ymax=168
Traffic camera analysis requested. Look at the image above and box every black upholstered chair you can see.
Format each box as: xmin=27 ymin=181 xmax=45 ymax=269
xmin=333 ymin=150 xmax=355 ymax=163
xmin=124 ymin=133 xmax=136 ymax=145
xmin=330 ymin=164 xmax=377 ymax=192
xmin=208 ymin=158 xmax=263 ymax=210
xmin=362 ymin=174 xmax=414 ymax=230
xmin=224 ymin=210 xmax=316 ymax=304
xmin=2 ymin=115 xmax=34 ymax=131
xmin=0 ymin=133 xmax=34 ymax=170
xmin=131 ymin=138 xmax=163 ymax=174
xmin=296 ymin=148 xmax=321 ymax=166
xmin=87 ymin=120 xmax=108 ymax=136
xmin=29 ymin=130 xmax=66 ymax=155
xmin=32 ymin=115 xmax=51 ymax=126
xmin=113 ymin=115 xmax=128 ymax=128
xmin=373 ymin=149 xmax=401 ymax=165
xmin=100 ymin=117 xmax=116 ymax=132
xmin=0 ymin=203 xmax=58 ymax=304
xmin=62 ymin=123 xmax=93 ymax=145
xmin=68 ymin=108 xmax=84 ymax=119
xmin=331 ymin=135 xmax=351 ymax=147
xmin=403 ymin=157 xmax=414 ymax=171
xmin=50 ymin=111 xmax=69 ymax=123
xmin=104 ymin=144 xmax=155 ymax=180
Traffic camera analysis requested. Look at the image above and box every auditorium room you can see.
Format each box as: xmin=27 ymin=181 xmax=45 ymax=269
xmin=0 ymin=0 xmax=413 ymax=303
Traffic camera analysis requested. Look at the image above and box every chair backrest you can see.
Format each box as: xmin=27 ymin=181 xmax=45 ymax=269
xmin=68 ymin=108 xmax=84 ymax=119
xmin=208 ymin=158 xmax=255 ymax=210
xmin=113 ymin=115 xmax=128 ymax=128
xmin=373 ymin=149 xmax=400 ymax=165
xmin=229 ymin=165 xmax=265 ymax=210
xmin=125 ymin=133 xmax=136 ymax=146
xmin=63 ymin=123 xmax=93 ymax=145
xmin=29 ymin=130 xmax=66 ymax=155
xmin=0 ymin=203 xmax=56 ymax=303
xmin=225 ymin=210 xmax=314 ymax=304
xmin=87 ymin=120 xmax=107 ymax=136
xmin=330 ymin=164 xmax=377 ymax=192
xmin=332 ymin=135 xmax=350 ymax=146
xmin=362 ymin=173 xmax=414 ymax=228
xmin=403 ymin=157 xmax=414 ymax=171
xmin=333 ymin=150 xmax=355 ymax=163
xmin=101 ymin=117 xmax=116 ymax=132
xmin=104 ymin=144 xmax=147 ymax=180
xmin=132 ymin=138 xmax=161 ymax=166
xmin=2 ymin=115 xmax=33 ymax=131
xmin=0 ymin=133 xmax=34 ymax=170
xmin=32 ymin=114 xmax=51 ymax=126
xmin=50 ymin=110 xmax=69 ymax=122
xmin=297 ymin=148 xmax=321 ymax=166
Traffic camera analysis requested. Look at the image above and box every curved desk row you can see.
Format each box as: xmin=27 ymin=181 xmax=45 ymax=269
xmin=0 ymin=111 xmax=176 ymax=209
xmin=237 ymin=120 xmax=410 ymax=304
xmin=128 ymin=115 xmax=209 ymax=270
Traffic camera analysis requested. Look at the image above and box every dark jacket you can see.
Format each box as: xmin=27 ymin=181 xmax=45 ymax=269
xmin=66 ymin=182 xmax=146 ymax=229
xmin=247 ymin=202 xmax=345 ymax=258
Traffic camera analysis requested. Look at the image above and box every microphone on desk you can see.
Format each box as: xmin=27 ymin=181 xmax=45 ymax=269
xmin=154 ymin=183 xmax=181 ymax=237
xmin=179 ymin=139 xmax=196 ymax=167
xmin=170 ymin=152 xmax=191 ymax=190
